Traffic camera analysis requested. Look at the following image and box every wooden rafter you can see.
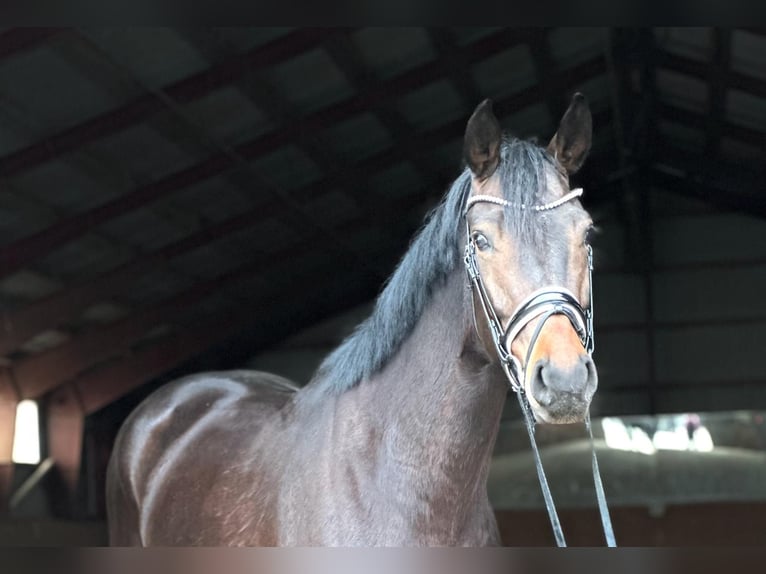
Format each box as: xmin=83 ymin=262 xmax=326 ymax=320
xmin=0 ymin=28 xmax=336 ymax=178
xmin=0 ymin=51 xmax=610 ymax=359
xmin=15 ymin=187 xmax=428 ymax=400
xmin=0 ymin=28 xmax=538 ymax=279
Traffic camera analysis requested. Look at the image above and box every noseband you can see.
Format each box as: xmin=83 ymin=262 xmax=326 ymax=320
xmin=463 ymin=187 xmax=616 ymax=548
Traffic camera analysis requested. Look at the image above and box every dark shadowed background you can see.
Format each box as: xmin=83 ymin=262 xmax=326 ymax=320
xmin=0 ymin=27 xmax=764 ymax=545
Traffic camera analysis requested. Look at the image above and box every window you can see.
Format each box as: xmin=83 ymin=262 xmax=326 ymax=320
xmin=11 ymin=400 xmax=40 ymax=465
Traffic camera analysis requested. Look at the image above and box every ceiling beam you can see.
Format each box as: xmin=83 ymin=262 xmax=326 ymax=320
xmin=0 ymin=28 xmax=336 ymax=178
xmin=0 ymin=28 xmax=542 ymax=280
xmin=0 ymin=109 xmax=452 ymax=357
xmin=0 ymin=46 xmax=608 ymax=304
xmin=13 ymin=186 xmax=430 ymax=400
xmin=0 ymin=115 xmax=438 ymax=357
xmin=0 ymin=52 xmax=608 ymax=360
xmin=0 ymin=199 xmax=285 ymax=357
xmin=0 ymin=33 xmax=207 ymax=296
xmin=0 ymin=54 xmax=608 ymax=360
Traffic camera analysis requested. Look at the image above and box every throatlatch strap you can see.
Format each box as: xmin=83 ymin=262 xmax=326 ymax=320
xmin=586 ymin=411 xmax=617 ymax=547
xmin=517 ymin=391 xmax=567 ymax=548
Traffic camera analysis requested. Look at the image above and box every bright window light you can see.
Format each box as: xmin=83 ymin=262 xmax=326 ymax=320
xmin=602 ymin=413 xmax=715 ymax=455
xmin=602 ymin=417 xmax=656 ymax=455
xmin=11 ymin=400 xmax=40 ymax=464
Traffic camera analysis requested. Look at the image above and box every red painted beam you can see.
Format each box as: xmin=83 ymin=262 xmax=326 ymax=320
xmin=14 ymin=181 xmax=433 ymax=400
xmin=0 ymin=52 xmax=608 ymax=356
xmin=0 ymin=28 xmax=535 ymax=280
xmin=0 ymin=200 xmax=281 ymax=357
xmin=0 ymin=28 xmax=336 ymax=178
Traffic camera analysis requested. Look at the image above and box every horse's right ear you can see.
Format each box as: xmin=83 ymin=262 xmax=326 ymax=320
xmin=464 ymin=99 xmax=502 ymax=180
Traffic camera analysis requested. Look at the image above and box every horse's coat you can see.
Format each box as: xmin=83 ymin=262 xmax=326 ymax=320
xmin=106 ymin=94 xmax=599 ymax=546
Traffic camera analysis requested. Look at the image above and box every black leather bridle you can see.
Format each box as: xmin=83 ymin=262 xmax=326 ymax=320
xmin=463 ymin=188 xmax=616 ymax=548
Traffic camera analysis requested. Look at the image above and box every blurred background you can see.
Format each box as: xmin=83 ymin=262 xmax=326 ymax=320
xmin=0 ymin=27 xmax=764 ymax=545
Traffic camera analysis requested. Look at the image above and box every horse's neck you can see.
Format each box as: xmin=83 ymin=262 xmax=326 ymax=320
xmin=363 ymin=269 xmax=507 ymax=529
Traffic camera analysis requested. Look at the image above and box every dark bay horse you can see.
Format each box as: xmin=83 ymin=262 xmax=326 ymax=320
xmin=107 ymin=93 xmax=598 ymax=546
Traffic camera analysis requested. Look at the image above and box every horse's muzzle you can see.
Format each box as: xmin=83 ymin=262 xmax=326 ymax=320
xmin=529 ymin=354 xmax=597 ymax=423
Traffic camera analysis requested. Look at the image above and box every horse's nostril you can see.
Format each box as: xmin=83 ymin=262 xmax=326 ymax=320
xmin=582 ymin=355 xmax=598 ymax=398
xmin=531 ymin=360 xmax=553 ymax=406
xmin=533 ymin=356 xmax=596 ymax=401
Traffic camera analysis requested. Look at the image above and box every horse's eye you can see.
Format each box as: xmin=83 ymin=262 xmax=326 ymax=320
xmin=473 ymin=232 xmax=490 ymax=251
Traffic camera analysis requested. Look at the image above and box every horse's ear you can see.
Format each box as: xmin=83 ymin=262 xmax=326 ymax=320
xmin=548 ymin=92 xmax=592 ymax=175
xmin=464 ymin=99 xmax=502 ymax=180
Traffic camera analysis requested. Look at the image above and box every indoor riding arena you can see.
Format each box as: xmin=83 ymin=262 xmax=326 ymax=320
xmin=0 ymin=27 xmax=765 ymax=547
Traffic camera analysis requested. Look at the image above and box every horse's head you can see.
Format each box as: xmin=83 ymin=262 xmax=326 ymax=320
xmin=463 ymin=93 xmax=596 ymax=424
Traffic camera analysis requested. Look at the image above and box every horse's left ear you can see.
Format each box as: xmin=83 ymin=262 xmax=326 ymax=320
xmin=547 ymin=92 xmax=592 ymax=175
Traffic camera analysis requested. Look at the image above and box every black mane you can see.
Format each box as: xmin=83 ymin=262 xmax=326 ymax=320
xmin=311 ymin=137 xmax=554 ymax=393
